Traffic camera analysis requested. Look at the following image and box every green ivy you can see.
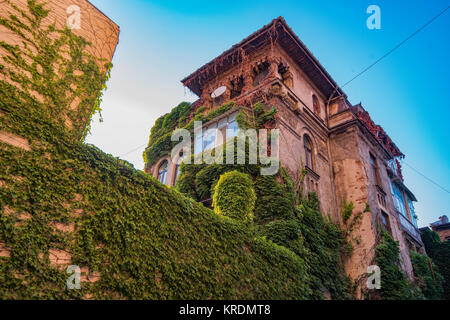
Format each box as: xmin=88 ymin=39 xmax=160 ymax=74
xmin=143 ymin=101 xmax=238 ymax=168
xmin=373 ymin=231 xmax=424 ymax=300
xmin=410 ymin=251 xmax=444 ymax=299
xmin=420 ymin=228 xmax=450 ymax=299
xmin=0 ymin=0 xmax=315 ymax=300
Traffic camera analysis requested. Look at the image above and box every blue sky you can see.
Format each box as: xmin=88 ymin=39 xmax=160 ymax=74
xmin=86 ymin=0 xmax=450 ymax=227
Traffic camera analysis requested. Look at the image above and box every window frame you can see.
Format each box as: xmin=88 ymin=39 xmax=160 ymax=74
xmin=312 ymin=94 xmax=320 ymax=116
xmin=369 ymin=153 xmax=382 ymax=188
xmin=157 ymin=160 xmax=168 ymax=185
xmin=304 ymin=135 xmax=314 ymax=170
xmin=380 ymin=210 xmax=392 ymax=235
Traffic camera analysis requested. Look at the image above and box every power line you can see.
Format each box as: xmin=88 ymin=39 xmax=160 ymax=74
xmin=341 ymin=5 xmax=450 ymax=89
xmin=402 ymin=160 xmax=450 ymax=195
xmin=119 ymin=143 xmax=147 ymax=157
xmin=117 ymin=6 xmax=450 ymax=163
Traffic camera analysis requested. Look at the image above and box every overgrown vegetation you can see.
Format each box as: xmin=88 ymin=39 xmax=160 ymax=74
xmin=143 ymin=101 xmax=238 ymax=167
xmin=0 ymin=0 xmax=316 ymax=300
xmin=171 ymin=104 xmax=354 ymax=299
xmin=410 ymin=251 xmax=444 ymax=299
xmin=420 ymin=228 xmax=450 ymax=299
xmin=372 ymin=231 xmax=423 ymax=300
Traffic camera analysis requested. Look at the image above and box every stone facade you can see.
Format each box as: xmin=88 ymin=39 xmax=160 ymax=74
xmin=148 ymin=17 xmax=425 ymax=290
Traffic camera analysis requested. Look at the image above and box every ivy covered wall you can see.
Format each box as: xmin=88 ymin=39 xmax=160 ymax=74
xmin=0 ymin=0 xmax=313 ymax=300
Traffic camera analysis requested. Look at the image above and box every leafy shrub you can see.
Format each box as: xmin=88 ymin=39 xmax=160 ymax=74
xmin=262 ymin=194 xmax=354 ymax=300
xmin=374 ymin=231 xmax=423 ymax=300
xmin=420 ymin=228 xmax=450 ymax=299
xmin=254 ymin=175 xmax=295 ymax=223
xmin=410 ymin=251 xmax=444 ymax=299
xmin=212 ymin=171 xmax=256 ymax=224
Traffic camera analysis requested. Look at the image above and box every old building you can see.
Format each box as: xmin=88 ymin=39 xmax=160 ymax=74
xmin=430 ymin=216 xmax=450 ymax=242
xmin=146 ymin=17 xmax=425 ymax=285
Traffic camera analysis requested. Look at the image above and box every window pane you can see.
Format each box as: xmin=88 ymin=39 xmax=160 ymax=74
xmin=391 ymin=182 xmax=407 ymax=217
xmin=158 ymin=160 xmax=168 ymax=185
xmin=227 ymin=120 xmax=238 ymax=139
xmin=407 ymin=198 xmax=418 ymax=228
xmin=194 ymin=134 xmax=203 ymax=155
xmin=204 ymin=126 xmax=216 ymax=151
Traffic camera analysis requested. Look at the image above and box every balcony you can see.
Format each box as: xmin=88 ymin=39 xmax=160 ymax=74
xmin=387 ymin=159 xmax=403 ymax=181
xmin=398 ymin=211 xmax=422 ymax=244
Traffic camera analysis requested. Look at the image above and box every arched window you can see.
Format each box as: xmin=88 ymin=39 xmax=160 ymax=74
xmin=304 ymin=135 xmax=313 ymax=170
xmin=172 ymin=152 xmax=185 ymax=186
xmin=157 ymin=160 xmax=168 ymax=185
xmin=312 ymin=94 xmax=320 ymax=116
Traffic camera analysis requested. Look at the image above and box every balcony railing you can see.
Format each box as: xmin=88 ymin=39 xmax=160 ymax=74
xmin=398 ymin=212 xmax=421 ymax=243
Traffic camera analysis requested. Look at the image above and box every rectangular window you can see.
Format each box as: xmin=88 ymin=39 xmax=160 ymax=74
xmin=390 ymin=182 xmax=407 ymax=217
xmin=226 ymin=113 xmax=239 ymax=139
xmin=203 ymin=124 xmax=217 ymax=151
xmin=380 ymin=210 xmax=392 ymax=235
xmin=217 ymin=118 xmax=228 ymax=146
xmin=407 ymin=197 xmax=418 ymax=228
xmin=370 ymin=154 xmax=382 ymax=187
xmin=194 ymin=133 xmax=203 ymax=155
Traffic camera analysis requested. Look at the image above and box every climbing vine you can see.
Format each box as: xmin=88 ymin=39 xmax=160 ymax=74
xmin=0 ymin=0 xmax=315 ymax=300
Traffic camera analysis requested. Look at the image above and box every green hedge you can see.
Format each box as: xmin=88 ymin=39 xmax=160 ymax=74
xmin=261 ymin=194 xmax=354 ymax=300
xmin=0 ymin=141 xmax=312 ymax=299
xmin=212 ymin=171 xmax=256 ymax=223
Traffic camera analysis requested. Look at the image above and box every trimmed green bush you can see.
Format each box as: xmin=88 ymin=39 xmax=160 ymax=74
xmin=212 ymin=171 xmax=256 ymax=224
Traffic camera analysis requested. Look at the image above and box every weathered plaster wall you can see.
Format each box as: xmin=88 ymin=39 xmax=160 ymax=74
xmin=276 ymin=103 xmax=336 ymax=219
xmin=329 ymin=125 xmax=377 ymax=285
xmin=356 ymin=127 xmax=414 ymax=279
xmin=275 ymin=44 xmax=327 ymax=121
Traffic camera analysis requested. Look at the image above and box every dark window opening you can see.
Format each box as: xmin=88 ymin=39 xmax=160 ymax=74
xmin=230 ymin=76 xmax=244 ymax=99
xmin=304 ymin=135 xmax=313 ymax=170
xmin=312 ymin=94 xmax=320 ymax=116
xmin=380 ymin=210 xmax=392 ymax=235
xmin=253 ymin=62 xmax=269 ymax=86
xmin=158 ymin=160 xmax=168 ymax=185
xmin=370 ymin=153 xmax=382 ymax=188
